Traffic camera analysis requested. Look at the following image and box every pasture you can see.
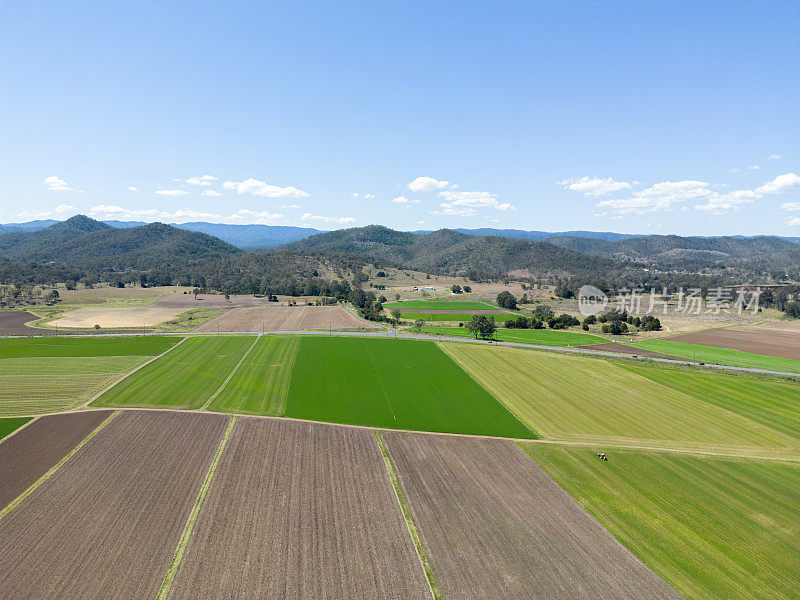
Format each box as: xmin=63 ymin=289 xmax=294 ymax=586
xmin=93 ymin=336 xmax=255 ymax=409
xmin=633 ymin=339 xmax=800 ymax=373
xmin=0 ymin=335 xmax=178 ymax=358
xmin=284 ymin=337 xmax=535 ymax=437
xmin=523 ymin=445 xmax=800 ymax=600
xmin=400 ymin=312 xmax=517 ymax=322
xmin=442 ymin=343 xmax=800 ymax=456
xmin=663 ymin=322 xmax=800 ymax=360
xmin=0 ymin=417 xmax=30 ymax=442
xmin=415 ymin=326 xmax=605 ymax=346
xmin=384 ymin=300 xmax=499 ymax=310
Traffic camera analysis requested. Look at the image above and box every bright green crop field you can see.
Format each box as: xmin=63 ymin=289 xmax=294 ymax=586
xmin=523 ymin=445 xmax=800 ymax=600
xmin=0 ymin=335 xmax=179 ymax=358
xmin=415 ymin=326 xmax=606 ymax=346
xmin=1 ymin=355 xmax=148 ymax=416
xmin=0 ymin=417 xmax=32 ymax=441
xmin=400 ymin=312 xmax=516 ymax=322
xmin=444 ymin=343 xmax=800 ymax=456
xmin=632 ymin=339 xmax=800 ymax=373
xmin=93 ymin=336 xmax=255 ymax=409
xmin=207 ymin=336 xmax=299 ymax=415
xmin=284 ymin=337 xmax=535 ymax=437
xmin=383 ymin=300 xmax=498 ymax=310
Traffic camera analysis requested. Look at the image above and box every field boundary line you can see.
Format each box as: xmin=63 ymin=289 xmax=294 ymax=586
xmin=0 ymin=410 xmax=119 ymax=522
xmin=201 ymin=335 xmax=261 ymax=410
xmin=0 ymin=416 xmax=39 ymax=445
xmin=76 ymin=337 xmax=189 ymax=409
xmin=375 ymin=431 xmax=440 ymax=600
xmin=437 ymin=341 xmax=538 ymax=439
xmin=157 ymin=415 xmax=238 ymax=599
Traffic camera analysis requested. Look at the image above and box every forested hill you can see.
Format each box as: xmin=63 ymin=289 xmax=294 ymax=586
xmin=281 ymin=225 xmax=615 ymax=278
xmin=0 ymin=215 xmax=241 ymax=271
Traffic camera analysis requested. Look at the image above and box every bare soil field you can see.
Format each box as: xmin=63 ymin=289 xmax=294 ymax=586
xmin=47 ymin=306 xmax=186 ymax=328
xmin=665 ymin=325 xmax=800 ymax=360
xmin=0 ymin=411 xmax=110 ymax=510
xmin=195 ymin=304 xmax=379 ymax=332
xmin=168 ymin=418 xmax=430 ymax=600
xmin=580 ymin=342 xmax=685 ymax=361
xmin=0 ymin=411 xmax=227 ymax=600
xmin=383 ymin=432 xmax=682 ymax=600
xmin=0 ymin=311 xmax=38 ymax=335
xmin=152 ymin=293 xmax=267 ymax=309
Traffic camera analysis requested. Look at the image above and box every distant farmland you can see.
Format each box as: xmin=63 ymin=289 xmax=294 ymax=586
xmin=417 ymin=325 xmax=605 ymax=346
xmin=0 ymin=336 xmax=178 ymax=358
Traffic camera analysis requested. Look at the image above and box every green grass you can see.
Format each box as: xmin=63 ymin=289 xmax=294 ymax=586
xmin=92 ymin=336 xmax=256 ymax=409
xmin=154 ymin=308 xmax=227 ymax=332
xmin=400 ymin=312 xmax=516 ymax=322
xmin=633 ymin=339 xmax=800 ymax=373
xmin=283 ymin=337 xmax=535 ymax=438
xmin=522 ymin=445 xmax=800 ymax=600
xmin=414 ymin=326 xmax=606 ymax=346
xmin=0 ymin=335 xmax=179 ymax=358
xmin=443 ymin=343 xmax=800 ymax=456
xmin=621 ymin=364 xmax=800 ymax=442
xmin=0 ymin=356 xmax=148 ymax=416
xmin=0 ymin=416 xmax=32 ymax=441
xmin=384 ymin=300 xmax=498 ymax=310
xmin=206 ymin=336 xmax=300 ymax=415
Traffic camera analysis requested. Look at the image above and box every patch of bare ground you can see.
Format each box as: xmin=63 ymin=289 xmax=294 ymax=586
xmin=383 ymin=432 xmax=683 ymax=600
xmin=666 ymin=325 xmax=800 ymax=360
xmin=152 ymin=293 xmax=268 ymax=309
xmin=580 ymin=342 xmax=686 ymax=361
xmin=0 ymin=411 xmax=227 ymax=600
xmin=0 ymin=411 xmax=110 ymax=510
xmin=0 ymin=311 xmax=38 ymax=336
xmin=195 ymin=304 xmax=379 ymax=332
xmin=167 ymin=418 xmax=430 ymax=600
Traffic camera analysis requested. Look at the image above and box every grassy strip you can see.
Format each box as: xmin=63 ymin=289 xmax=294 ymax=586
xmin=0 ymin=417 xmax=33 ymax=442
xmin=156 ymin=415 xmax=238 ymax=600
xmin=400 ymin=312 xmax=517 ymax=322
xmin=0 ymin=410 xmax=119 ymax=521
xmin=201 ymin=336 xmax=261 ymax=410
xmin=633 ymin=339 xmax=800 ymax=373
xmin=375 ymin=431 xmax=441 ymax=600
xmin=384 ymin=300 xmax=497 ymax=310
xmin=154 ymin=307 xmax=227 ymax=332
xmin=415 ymin=325 xmax=606 ymax=346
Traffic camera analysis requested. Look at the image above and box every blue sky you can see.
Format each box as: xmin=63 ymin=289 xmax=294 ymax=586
xmin=1 ymin=0 xmax=798 ymax=235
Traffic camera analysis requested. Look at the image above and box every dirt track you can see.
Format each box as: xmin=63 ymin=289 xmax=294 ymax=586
xmin=195 ymin=305 xmax=379 ymax=332
xmin=666 ymin=324 xmax=800 ymax=360
xmin=383 ymin=432 xmax=683 ymax=600
xmin=0 ymin=411 xmax=227 ymax=600
xmin=168 ymin=418 xmax=430 ymax=599
xmin=0 ymin=411 xmax=110 ymax=510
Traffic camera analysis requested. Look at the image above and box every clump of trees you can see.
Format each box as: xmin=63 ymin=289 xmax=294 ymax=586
xmin=785 ymin=301 xmax=800 ymax=319
xmin=505 ymin=316 xmax=544 ymax=330
xmin=496 ymin=291 xmax=517 ymax=310
xmin=467 ymin=315 xmax=497 ymax=339
xmin=451 ymin=285 xmax=462 ymax=293
xmin=547 ymin=313 xmax=580 ymax=329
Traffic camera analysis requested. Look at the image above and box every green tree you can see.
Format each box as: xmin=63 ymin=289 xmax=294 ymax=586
xmin=496 ymin=290 xmax=517 ymax=310
xmin=785 ymin=301 xmax=800 ymax=319
xmin=451 ymin=284 xmax=462 ymax=294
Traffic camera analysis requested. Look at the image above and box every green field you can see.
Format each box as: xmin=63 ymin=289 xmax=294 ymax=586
xmin=400 ymin=312 xmax=516 ymax=322
xmin=0 ymin=336 xmax=178 ymax=358
xmin=522 ymin=445 xmax=800 ymax=600
xmin=443 ymin=343 xmax=800 ymax=455
xmin=283 ymin=337 xmax=535 ymax=437
xmin=92 ymin=336 xmax=256 ymax=409
xmin=0 ymin=355 xmax=148 ymax=416
xmin=384 ymin=300 xmax=498 ymax=310
xmin=0 ymin=416 xmax=32 ymax=441
xmin=206 ymin=336 xmax=299 ymax=415
xmin=415 ymin=326 xmax=606 ymax=346
xmin=633 ymin=339 xmax=800 ymax=373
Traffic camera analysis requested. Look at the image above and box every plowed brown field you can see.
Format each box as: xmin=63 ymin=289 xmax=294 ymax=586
xmin=0 ymin=411 xmax=227 ymax=600
xmin=0 ymin=411 xmax=110 ymax=510
xmin=665 ymin=324 xmax=800 ymax=360
xmin=580 ymin=342 xmax=685 ymax=361
xmin=383 ymin=432 xmax=683 ymax=600
xmin=195 ymin=304 xmax=379 ymax=332
xmin=167 ymin=418 xmax=430 ymax=600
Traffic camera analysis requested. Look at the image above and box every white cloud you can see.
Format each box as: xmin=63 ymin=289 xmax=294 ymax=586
xmin=280 ymin=204 xmax=301 ymax=209
xmin=437 ymin=189 xmax=515 ymax=211
xmin=392 ymin=196 xmax=419 ymax=205
xmin=748 ymin=165 xmax=760 ymax=170
xmin=127 ymin=186 xmax=138 ymax=192
xmin=351 ymin=193 xmax=359 ymax=198
xmin=223 ymin=178 xmax=309 ymax=198
xmin=755 ymin=173 xmax=800 ymax=195
xmin=180 ymin=175 xmax=218 ymax=186
xmin=769 ymin=154 xmax=782 ymax=160
xmin=787 ymin=217 xmax=800 ymax=226
xmin=301 ymin=212 xmax=356 ymax=224
xmin=597 ymin=181 xmax=714 ymax=215
xmin=18 ymin=210 xmax=54 ymax=219
xmin=408 ymin=176 xmax=449 ymax=193
xmin=43 ymin=175 xmax=74 ymax=191
xmin=430 ymin=205 xmax=477 ymax=217
xmin=155 ymin=189 xmax=190 ymax=197
xmin=200 ymin=190 xmax=221 ymax=197
xmin=727 ymin=168 xmax=742 ymax=174
xmin=780 ymin=201 xmax=800 ymax=212
xmin=558 ymin=176 xmax=631 ymax=196
xmin=54 ymin=204 xmax=76 ymax=213
xmin=88 ymin=204 xmax=284 ymax=225
xmin=363 ymin=193 xmax=375 ymax=200
xmin=414 ymin=219 xmax=426 ymax=224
